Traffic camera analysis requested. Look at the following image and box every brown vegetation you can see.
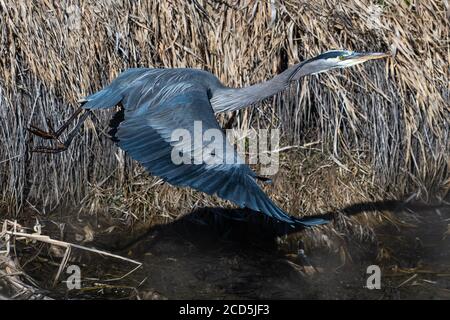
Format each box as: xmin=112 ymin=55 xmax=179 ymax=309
xmin=0 ymin=0 xmax=448 ymax=226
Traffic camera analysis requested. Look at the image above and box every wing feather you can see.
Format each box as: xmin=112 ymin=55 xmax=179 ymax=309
xmin=84 ymin=69 xmax=328 ymax=226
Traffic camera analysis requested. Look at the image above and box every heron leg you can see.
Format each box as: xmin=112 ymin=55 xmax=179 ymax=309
xmin=28 ymin=107 xmax=92 ymax=153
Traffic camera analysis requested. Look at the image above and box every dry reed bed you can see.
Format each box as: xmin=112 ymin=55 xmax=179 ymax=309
xmin=0 ymin=1 xmax=448 ymax=220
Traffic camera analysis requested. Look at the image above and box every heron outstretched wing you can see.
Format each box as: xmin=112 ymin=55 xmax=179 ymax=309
xmin=85 ymin=74 xmax=326 ymax=226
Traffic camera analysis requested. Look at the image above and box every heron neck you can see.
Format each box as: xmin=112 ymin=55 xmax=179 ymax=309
xmin=210 ymin=62 xmax=306 ymax=113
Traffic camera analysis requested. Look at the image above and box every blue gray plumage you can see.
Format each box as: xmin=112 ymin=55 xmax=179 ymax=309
xmin=81 ymin=50 xmax=389 ymax=226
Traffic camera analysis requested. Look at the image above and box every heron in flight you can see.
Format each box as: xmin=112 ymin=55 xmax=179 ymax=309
xmin=29 ymin=50 xmax=389 ymax=226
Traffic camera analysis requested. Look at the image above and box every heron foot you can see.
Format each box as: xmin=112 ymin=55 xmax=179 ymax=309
xmin=27 ymin=124 xmax=60 ymax=140
xmin=27 ymin=122 xmax=66 ymax=153
xmin=30 ymin=144 xmax=68 ymax=154
xmin=27 ymin=107 xmax=91 ymax=154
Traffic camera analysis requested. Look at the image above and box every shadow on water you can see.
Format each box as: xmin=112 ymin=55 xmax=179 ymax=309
xmin=114 ymin=197 xmax=449 ymax=251
xmin=90 ymin=197 xmax=448 ymax=299
xmin=14 ymin=196 xmax=450 ymax=299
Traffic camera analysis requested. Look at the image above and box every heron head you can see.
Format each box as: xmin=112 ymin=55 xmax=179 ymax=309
xmin=292 ymin=50 xmax=391 ymax=80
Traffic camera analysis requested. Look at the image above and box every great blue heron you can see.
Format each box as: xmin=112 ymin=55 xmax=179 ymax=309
xmin=28 ymin=50 xmax=389 ymax=226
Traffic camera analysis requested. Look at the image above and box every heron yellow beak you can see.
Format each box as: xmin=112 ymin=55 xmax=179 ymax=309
xmin=344 ymin=52 xmax=391 ymax=63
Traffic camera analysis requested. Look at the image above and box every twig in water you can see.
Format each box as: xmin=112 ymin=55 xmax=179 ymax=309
xmin=1 ymin=220 xmax=143 ymax=288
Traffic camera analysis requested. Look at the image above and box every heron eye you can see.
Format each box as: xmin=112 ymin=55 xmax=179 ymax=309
xmin=338 ymin=55 xmax=345 ymax=61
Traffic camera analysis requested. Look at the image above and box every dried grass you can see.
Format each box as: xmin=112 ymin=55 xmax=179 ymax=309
xmin=0 ymin=0 xmax=448 ymax=220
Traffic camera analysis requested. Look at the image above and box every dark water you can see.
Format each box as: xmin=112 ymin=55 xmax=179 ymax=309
xmin=12 ymin=203 xmax=450 ymax=300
